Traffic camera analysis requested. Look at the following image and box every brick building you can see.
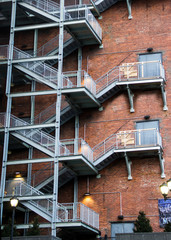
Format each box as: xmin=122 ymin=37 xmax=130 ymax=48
xmin=0 ymin=0 xmax=170 ymax=239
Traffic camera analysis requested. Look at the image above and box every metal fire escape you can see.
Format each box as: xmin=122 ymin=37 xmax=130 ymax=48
xmin=0 ymin=0 xmax=103 ymax=237
xmin=0 ymin=0 xmax=167 ymax=238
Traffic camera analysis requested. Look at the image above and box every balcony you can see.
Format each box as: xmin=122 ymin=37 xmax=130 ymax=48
xmin=96 ymin=60 xmax=167 ymax=111
xmin=59 ymin=138 xmax=98 ymax=175
xmin=93 ymin=128 xmax=165 ymax=179
xmin=64 ymin=5 xmax=102 ymax=44
xmin=62 ymin=70 xmax=100 ymax=108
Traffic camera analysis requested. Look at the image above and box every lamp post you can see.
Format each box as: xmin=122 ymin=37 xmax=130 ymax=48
xmin=10 ymin=196 xmax=19 ymax=240
xmin=160 ymin=178 xmax=171 ymax=200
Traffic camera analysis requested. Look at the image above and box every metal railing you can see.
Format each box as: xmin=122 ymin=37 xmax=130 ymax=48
xmin=64 ymin=5 xmax=102 ymax=39
xmin=0 ymin=113 xmax=6 ymax=127
xmin=15 ymin=181 xmax=68 ymax=222
xmin=34 ymin=97 xmax=69 ymax=125
xmin=60 ymin=138 xmax=94 ymax=163
xmin=13 ymin=46 xmax=60 ymax=85
xmin=0 ymin=45 xmax=71 ymax=86
xmin=0 ymin=113 xmax=70 ymax=155
xmin=96 ymin=61 xmax=165 ymax=94
xmin=22 ymin=0 xmax=60 ymax=18
xmin=36 ymin=31 xmax=72 ymax=57
xmin=62 ymin=202 xmax=99 ymax=229
xmin=0 ymin=45 xmax=8 ymax=60
xmin=63 ymin=70 xmax=96 ymax=96
xmin=93 ymin=128 xmax=162 ymax=161
xmin=63 ymin=0 xmax=91 ymax=6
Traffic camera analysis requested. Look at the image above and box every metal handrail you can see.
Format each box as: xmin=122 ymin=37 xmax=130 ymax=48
xmin=96 ymin=60 xmax=165 ymax=95
xmin=93 ymin=128 xmax=162 ymax=161
xmin=36 ymin=31 xmax=72 ymax=57
xmin=64 ymin=5 xmax=102 ymax=39
xmin=63 ymin=70 xmax=96 ymax=96
xmin=15 ymin=181 xmax=68 ymax=221
xmin=0 ymin=113 xmax=70 ymax=155
xmin=60 ymin=138 xmax=94 ymax=163
xmin=62 ymin=202 xmax=99 ymax=229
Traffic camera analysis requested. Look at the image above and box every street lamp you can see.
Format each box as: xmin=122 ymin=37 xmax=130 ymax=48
xmin=10 ymin=196 xmax=19 ymax=240
xmin=160 ymin=178 xmax=171 ymax=200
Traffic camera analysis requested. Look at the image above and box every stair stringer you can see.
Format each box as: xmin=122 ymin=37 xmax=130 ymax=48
xmin=21 ymin=201 xmax=52 ymax=222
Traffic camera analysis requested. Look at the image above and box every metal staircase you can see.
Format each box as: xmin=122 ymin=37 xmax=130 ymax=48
xmin=18 ymin=0 xmax=102 ymax=45
xmin=94 ymin=0 xmax=120 ymax=13
xmin=12 ymin=46 xmax=71 ymax=90
xmin=0 ymin=113 xmax=69 ymax=157
xmin=15 ymin=181 xmax=68 ymax=222
xmin=32 ymin=162 xmax=75 ymax=192
xmin=30 ymin=128 xmax=163 ymax=194
xmin=36 ymin=31 xmax=79 ymax=66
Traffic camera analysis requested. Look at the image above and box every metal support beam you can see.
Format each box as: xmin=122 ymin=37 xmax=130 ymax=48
xmin=126 ymin=0 xmax=132 ymax=19
xmin=161 ymin=83 xmax=168 ymax=111
xmin=12 ymin=55 xmax=59 ymax=64
xmin=10 ymin=90 xmax=57 ymax=97
xmin=73 ymin=177 xmax=78 ymax=220
xmin=126 ymin=85 xmax=134 ymax=113
xmin=124 ymin=152 xmax=132 ymax=180
xmin=77 ymin=48 xmax=82 ymax=87
xmin=0 ymin=0 xmax=17 ymax=226
xmin=14 ymin=23 xmax=59 ymax=32
xmin=90 ymin=0 xmax=100 ymax=17
xmin=74 ymin=115 xmax=79 ymax=153
xmin=8 ymin=122 xmax=55 ymax=131
xmin=158 ymin=150 xmax=165 ymax=179
xmin=51 ymin=0 xmax=64 ymax=236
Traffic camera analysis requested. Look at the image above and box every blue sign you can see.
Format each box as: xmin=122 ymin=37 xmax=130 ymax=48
xmin=158 ymin=199 xmax=171 ymax=227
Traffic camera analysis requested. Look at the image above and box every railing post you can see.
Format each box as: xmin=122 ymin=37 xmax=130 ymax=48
xmin=142 ymin=62 xmax=144 ymax=78
xmin=139 ymin=129 xmax=141 ymax=145
xmin=104 ymin=140 xmax=105 ymax=154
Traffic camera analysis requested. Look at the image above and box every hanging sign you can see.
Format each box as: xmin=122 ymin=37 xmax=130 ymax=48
xmin=158 ymin=199 xmax=171 ymax=227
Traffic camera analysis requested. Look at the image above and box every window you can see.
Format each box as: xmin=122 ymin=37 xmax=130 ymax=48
xmin=111 ymin=222 xmax=134 ymax=240
xmin=139 ymin=53 xmax=162 ymax=78
xmin=136 ymin=120 xmax=159 ymax=146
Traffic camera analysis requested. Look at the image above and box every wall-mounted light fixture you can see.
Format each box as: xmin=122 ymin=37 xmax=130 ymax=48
xmin=147 ymin=47 xmax=153 ymax=52
xmin=144 ymin=115 xmax=150 ymax=120
xmin=160 ymin=178 xmax=171 ymax=200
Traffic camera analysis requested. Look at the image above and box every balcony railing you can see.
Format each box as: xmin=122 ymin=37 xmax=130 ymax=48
xmin=64 ymin=5 xmax=102 ymax=39
xmin=93 ymin=128 xmax=162 ymax=161
xmin=62 ymin=202 xmax=99 ymax=229
xmin=96 ymin=60 xmax=165 ymax=94
xmin=34 ymin=97 xmax=69 ymax=124
xmin=60 ymin=138 xmax=94 ymax=163
xmin=22 ymin=0 xmax=61 ymax=18
xmin=63 ymin=70 xmax=96 ymax=96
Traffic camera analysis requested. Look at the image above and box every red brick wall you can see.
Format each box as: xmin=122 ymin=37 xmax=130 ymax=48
xmin=0 ymin=0 xmax=170 ymax=237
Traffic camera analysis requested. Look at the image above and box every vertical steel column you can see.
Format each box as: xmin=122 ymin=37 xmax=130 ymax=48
xmin=73 ymin=177 xmax=78 ymax=220
xmin=24 ymin=29 xmax=38 ymax=234
xmin=0 ymin=0 xmax=17 ymax=224
xmin=77 ymin=48 xmax=82 ymax=87
xmin=51 ymin=0 xmax=64 ymax=236
xmin=28 ymin=29 xmax=38 ymax=186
